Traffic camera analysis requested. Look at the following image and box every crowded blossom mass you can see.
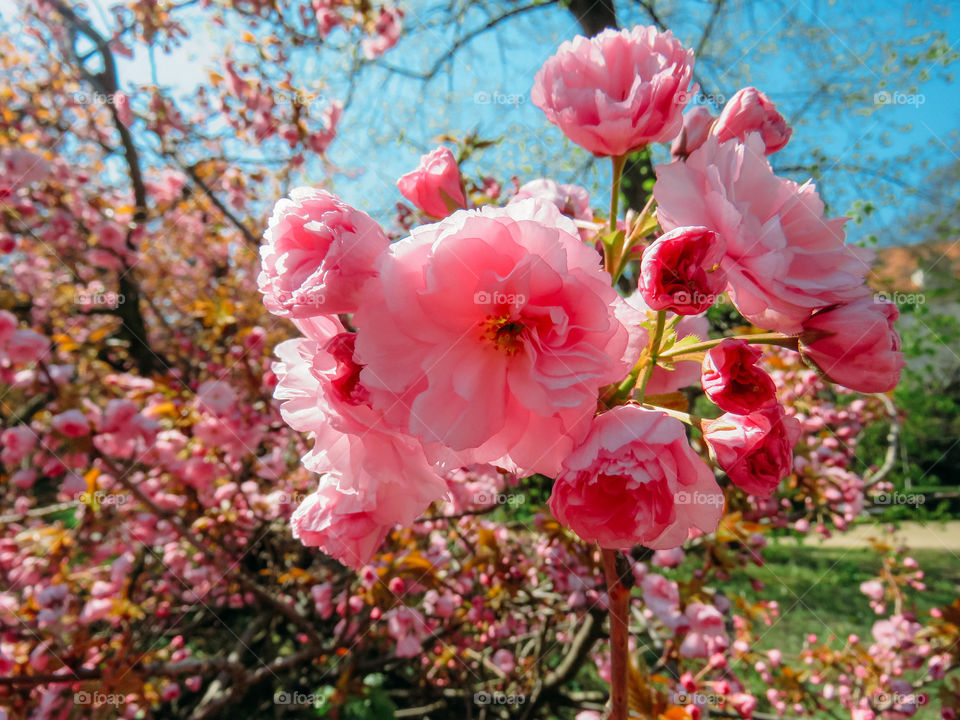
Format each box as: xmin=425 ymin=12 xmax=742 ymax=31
xmin=0 ymin=1 xmax=957 ymax=719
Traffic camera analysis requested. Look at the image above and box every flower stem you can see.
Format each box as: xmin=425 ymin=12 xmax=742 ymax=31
xmin=602 ymin=548 xmax=630 ymax=720
xmin=609 ymin=154 xmax=627 ymax=234
xmin=657 ymin=332 xmax=800 ymax=359
xmin=635 ymin=310 xmax=667 ymax=403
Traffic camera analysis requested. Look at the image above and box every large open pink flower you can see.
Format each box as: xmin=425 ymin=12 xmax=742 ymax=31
xmin=548 ymin=405 xmax=723 ymax=550
xmin=531 ymin=26 xmax=695 ymax=157
xmin=353 ymin=200 xmax=637 ymax=476
xmin=655 ymin=134 xmax=873 ymax=333
xmin=273 ymin=315 xmax=448 ymax=566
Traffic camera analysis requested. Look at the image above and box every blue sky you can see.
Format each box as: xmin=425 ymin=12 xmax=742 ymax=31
xmin=5 ymin=0 xmax=958 ymax=245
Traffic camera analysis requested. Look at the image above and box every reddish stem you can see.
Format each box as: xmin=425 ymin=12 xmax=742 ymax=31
xmin=602 ymin=548 xmax=630 ymax=720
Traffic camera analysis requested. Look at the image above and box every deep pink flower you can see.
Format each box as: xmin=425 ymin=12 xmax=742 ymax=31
xmin=713 ymin=87 xmax=791 ymax=155
xmin=531 ymin=26 xmax=695 ymax=157
xmin=799 ymin=297 xmax=904 ymax=393
xmin=258 ymin=188 xmax=389 ymax=317
xmin=354 ymin=200 xmax=638 ymax=476
xmin=273 ymin=316 xmax=447 ymax=566
xmin=638 ymin=226 xmax=726 ymax=314
xmin=701 ymin=338 xmax=777 ymax=414
xmin=671 ymin=105 xmax=715 ymax=158
xmin=361 ymin=5 xmax=403 ymax=59
xmin=511 ymin=178 xmax=592 ymax=222
xmin=655 ymin=134 xmax=873 ymax=333
xmin=0 ymin=310 xmax=16 ymax=345
xmin=548 ymin=405 xmax=723 ymax=550
xmin=396 ymin=146 xmax=466 ymax=218
xmin=51 ymin=410 xmax=90 ymax=438
xmin=702 ymin=405 xmax=801 ymax=498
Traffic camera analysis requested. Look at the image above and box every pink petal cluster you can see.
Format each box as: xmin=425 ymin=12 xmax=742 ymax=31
xmin=655 ymin=134 xmax=873 ymax=333
xmin=531 ymin=26 xmax=695 ymax=156
xmin=800 ymin=297 xmax=904 ymax=393
xmin=273 ymin=315 xmax=448 ymax=567
xmin=258 ymin=187 xmax=389 ymax=317
xmin=354 ymin=200 xmax=637 ymax=476
xmin=671 ymin=105 xmax=714 ymax=158
xmin=638 ymin=226 xmax=726 ymax=314
xmin=548 ymin=405 xmax=723 ymax=550
xmin=701 ymin=339 xmax=778 ymax=414
xmin=703 ymin=406 xmax=801 ymax=497
xmin=396 ymin=146 xmax=466 ymax=219
xmin=510 ymin=178 xmax=593 ymax=223
xmin=713 ymin=87 xmax=792 ymax=154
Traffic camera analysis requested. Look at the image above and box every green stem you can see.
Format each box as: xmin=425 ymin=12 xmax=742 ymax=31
xmin=635 ymin=310 xmax=667 ymax=403
xmin=609 ymin=154 xmax=626 ymax=234
xmin=657 ymin=332 xmax=800 ymax=360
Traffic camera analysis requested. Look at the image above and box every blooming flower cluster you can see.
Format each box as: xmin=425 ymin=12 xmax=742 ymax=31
xmin=262 ymin=23 xmax=904 ymax=577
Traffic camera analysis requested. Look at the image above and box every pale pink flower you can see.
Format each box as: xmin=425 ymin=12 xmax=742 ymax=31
xmin=385 ymin=606 xmax=426 ymax=658
xmin=800 ymin=297 xmax=904 ymax=393
xmin=679 ymin=603 xmax=728 ymax=658
xmin=671 ymin=105 xmax=715 ymax=158
xmin=273 ymin=316 xmax=448 ymax=565
xmin=860 ymin=580 xmax=885 ymax=602
xmin=641 ymin=573 xmax=683 ymax=627
xmin=655 ymin=134 xmax=873 ymax=333
xmin=195 ymin=380 xmax=238 ymax=416
xmin=1 ymin=426 xmax=36 ymax=465
xmin=51 ymin=410 xmax=90 ymax=438
xmin=259 ymin=188 xmax=389 ymax=317
xmin=532 ymin=26 xmax=695 ymax=156
xmin=549 ymin=405 xmax=723 ymax=550
xmin=510 ymin=178 xmax=593 ymax=223
xmin=361 ymin=5 xmax=403 ymax=59
xmin=0 ymin=148 xmax=50 ymax=192
xmin=713 ymin=87 xmax=791 ymax=155
xmin=354 ymin=200 xmax=637 ymax=476
xmin=396 ymin=146 xmax=466 ymax=219
xmin=492 ymin=648 xmax=516 ymax=674
xmin=6 ymin=329 xmax=47 ymax=364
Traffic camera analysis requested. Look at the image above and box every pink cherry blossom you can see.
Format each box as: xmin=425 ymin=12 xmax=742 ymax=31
xmin=713 ymin=87 xmax=792 ymax=154
xmin=548 ymin=405 xmax=723 ymax=550
xmin=671 ymin=105 xmax=715 ymax=158
xmin=258 ymin=188 xmax=389 ymax=317
xmin=532 ymin=26 xmax=695 ymax=156
xmin=354 ymin=200 xmax=637 ymax=476
xmin=701 ymin=339 xmax=778 ymax=414
xmin=51 ymin=409 xmax=90 ymax=438
xmin=800 ymin=297 xmax=904 ymax=393
xmin=703 ymin=405 xmax=801 ymax=498
xmin=396 ymin=146 xmax=466 ymax=218
xmin=655 ymin=134 xmax=873 ymax=333
xmin=638 ymin=226 xmax=726 ymax=314
xmin=510 ymin=178 xmax=593 ymax=223
xmin=386 ymin=606 xmax=426 ymax=658
xmin=679 ymin=603 xmax=728 ymax=658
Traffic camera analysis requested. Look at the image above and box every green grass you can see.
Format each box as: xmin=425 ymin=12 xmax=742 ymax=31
xmin=725 ymin=544 xmax=960 ymax=717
